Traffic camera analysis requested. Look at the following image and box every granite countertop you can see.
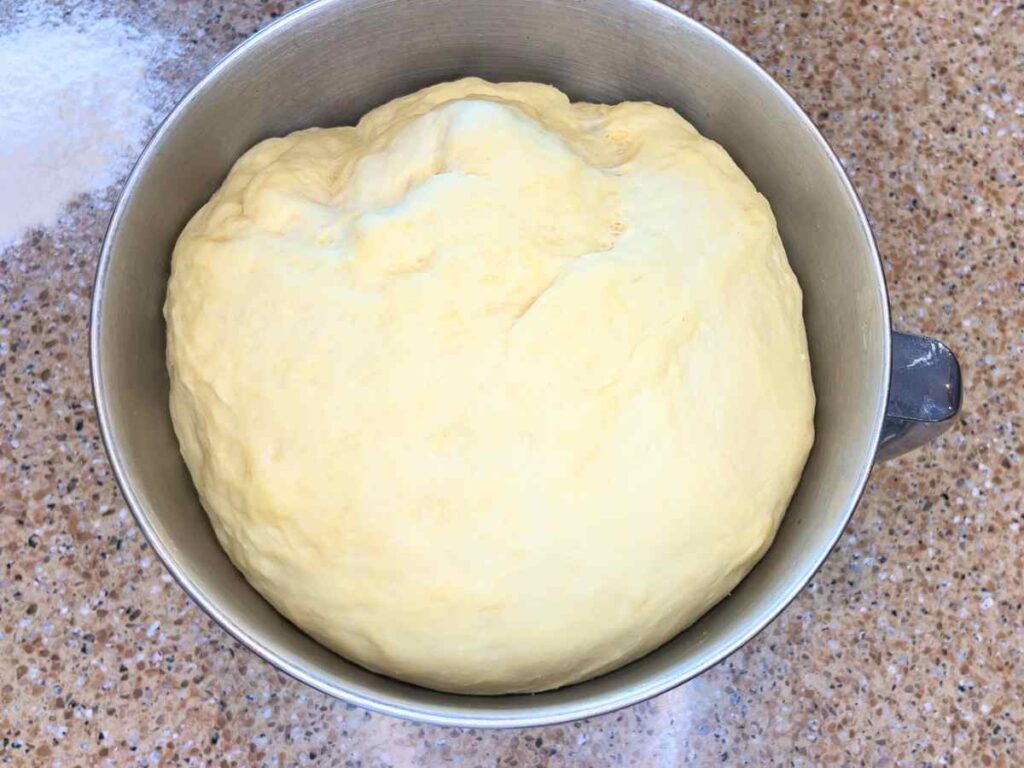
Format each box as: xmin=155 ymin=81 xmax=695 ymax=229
xmin=2 ymin=0 xmax=1021 ymax=765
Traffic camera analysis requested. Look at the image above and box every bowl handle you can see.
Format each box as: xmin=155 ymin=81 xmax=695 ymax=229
xmin=875 ymin=332 xmax=962 ymax=462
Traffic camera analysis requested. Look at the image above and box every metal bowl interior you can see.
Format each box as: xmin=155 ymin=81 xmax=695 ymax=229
xmin=91 ymin=0 xmax=890 ymax=727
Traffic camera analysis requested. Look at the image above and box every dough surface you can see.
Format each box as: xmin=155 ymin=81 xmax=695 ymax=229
xmin=166 ymin=78 xmax=815 ymax=694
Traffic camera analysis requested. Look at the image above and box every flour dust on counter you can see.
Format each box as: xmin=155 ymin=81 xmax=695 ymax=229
xmin=0 ymin=6 xmax=172 ymax=249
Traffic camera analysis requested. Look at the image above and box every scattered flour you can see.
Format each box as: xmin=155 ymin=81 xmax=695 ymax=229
xmin=0 ymin=9 xmax=169 ymax=249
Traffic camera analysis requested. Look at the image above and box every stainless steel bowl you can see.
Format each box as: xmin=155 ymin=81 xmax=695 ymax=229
xmin=91 ymin=0 xmax=961 ymax=727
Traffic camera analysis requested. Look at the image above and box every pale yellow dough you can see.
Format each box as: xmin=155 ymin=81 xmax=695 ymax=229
xmin=165 ymin=78 xmax=815 ymax=694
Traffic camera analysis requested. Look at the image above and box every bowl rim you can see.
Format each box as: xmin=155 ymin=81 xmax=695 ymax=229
xmin=90 ymin=0 xmax=892 ymax=728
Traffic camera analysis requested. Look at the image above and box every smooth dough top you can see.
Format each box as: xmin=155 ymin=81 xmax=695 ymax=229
xmin=165 ymin=78 xmax=815 ymax=694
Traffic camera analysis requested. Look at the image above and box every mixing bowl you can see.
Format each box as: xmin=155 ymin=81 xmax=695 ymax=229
xmin=91 ymin=0 xmax=961 ymax=727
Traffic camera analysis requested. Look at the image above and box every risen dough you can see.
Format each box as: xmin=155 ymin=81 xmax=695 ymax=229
xmin=166 ymin=78 xmax=815 ymax=694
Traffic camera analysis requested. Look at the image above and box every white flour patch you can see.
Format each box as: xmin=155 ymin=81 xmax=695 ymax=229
xmin=0 ymin=9 xmax=170 ymax=249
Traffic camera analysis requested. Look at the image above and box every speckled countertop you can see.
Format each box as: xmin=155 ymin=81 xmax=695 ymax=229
xmin=1 ymin=0 xmax=1022 ymax=765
